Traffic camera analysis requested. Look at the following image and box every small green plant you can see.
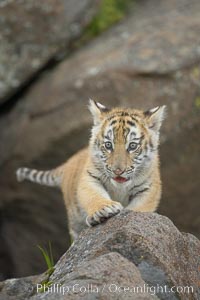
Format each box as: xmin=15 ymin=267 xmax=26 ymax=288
xmin=88 ymin=0 xmax=131 ymax=36
xmin=37 ymin=242 xmax=55 ymax=293
xmin=37 ymin=241 xmax=54 ymax=271
xmin=194 ymin=96 xmax=200 ymax=109
xmin=76 ymin=0 xmax=133 ymax=45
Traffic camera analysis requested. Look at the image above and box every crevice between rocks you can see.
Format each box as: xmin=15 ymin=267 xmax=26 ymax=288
xmin=0 ymin=56 xmax=62 ymax=117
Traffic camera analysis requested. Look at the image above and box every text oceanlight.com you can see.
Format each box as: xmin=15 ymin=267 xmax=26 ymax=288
xmin=36 ymin=283 xmax=194 ymax=296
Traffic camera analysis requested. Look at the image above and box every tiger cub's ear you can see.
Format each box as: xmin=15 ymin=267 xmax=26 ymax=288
xmin=88 ymin=99 xmax=109 ymax=125
xmin=144 ymin=105 xmax=166 ymax=132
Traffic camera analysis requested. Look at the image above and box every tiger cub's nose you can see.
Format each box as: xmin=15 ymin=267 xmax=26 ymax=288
xmin=114 ymin=168 xmax=124 ymax=175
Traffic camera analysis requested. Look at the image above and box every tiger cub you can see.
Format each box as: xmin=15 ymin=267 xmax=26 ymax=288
xmin=16 ymin=100 xmax=166 ymax=239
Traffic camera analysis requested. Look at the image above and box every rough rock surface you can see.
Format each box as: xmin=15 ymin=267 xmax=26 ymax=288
xmin=0 ymin=211 xmax=199 ymax=300
xmin=0 ymin=0 xmax=200 ymax=279
xmin=0 ymin=0 xmax=100 ymax=103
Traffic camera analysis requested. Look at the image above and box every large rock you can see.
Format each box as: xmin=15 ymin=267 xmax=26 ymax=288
xmin=0 ymin=0 xmax=200 ymax=280
xmin=0 ymin=211 xmax=199 ymax=300
xmin=0 ymin=0 xmax=101 ymax=104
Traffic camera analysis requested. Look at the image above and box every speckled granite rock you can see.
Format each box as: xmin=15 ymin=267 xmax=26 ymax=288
xmin=0 ymin=0 xmax=100 ymax=103
xmin=0 ymin=0 xmax=200 ymax=281
xmin=0 ymin=211 xmax=199 ymax=299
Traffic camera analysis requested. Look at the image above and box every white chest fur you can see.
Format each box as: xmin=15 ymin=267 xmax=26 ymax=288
xmin=106 ymin=179 xmax=133 ymax=207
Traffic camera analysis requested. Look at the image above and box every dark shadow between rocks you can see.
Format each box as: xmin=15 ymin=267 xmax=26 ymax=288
xmin=0 ymin=124 xmax=90 ymax=280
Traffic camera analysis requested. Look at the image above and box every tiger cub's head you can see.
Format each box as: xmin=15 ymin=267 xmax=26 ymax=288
xmin=89 ymin=99 xmax=166 ymax=184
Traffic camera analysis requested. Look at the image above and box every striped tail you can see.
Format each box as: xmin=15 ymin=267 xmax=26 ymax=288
xmin=16 ymin=166 xmax=63 ymax=187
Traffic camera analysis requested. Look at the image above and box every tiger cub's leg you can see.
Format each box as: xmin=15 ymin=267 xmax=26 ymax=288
xmin=127 ymin=183 xmax=161 ymax=212
xmin=77 ymin=174 xmax=123 ymax=227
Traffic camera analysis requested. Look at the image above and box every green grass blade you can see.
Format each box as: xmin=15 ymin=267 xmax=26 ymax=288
xmin=48 ymin=241 xmax=54 ymax=266
xmin=37 ymin=245 xmax=53 ymax=270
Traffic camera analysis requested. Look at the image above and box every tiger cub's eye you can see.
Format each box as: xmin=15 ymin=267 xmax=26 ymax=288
xmin=128 ymin=142 xmax=138 ymax=152
xmin=105 ymin=141 xmax=113 ymax=151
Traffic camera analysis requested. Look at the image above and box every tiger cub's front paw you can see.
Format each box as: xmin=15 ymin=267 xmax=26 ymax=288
xmin=86 ymin=202 xmax=123 ymax=227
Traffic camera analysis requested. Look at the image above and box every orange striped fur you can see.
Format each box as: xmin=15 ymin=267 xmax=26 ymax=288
xmin=16 ymin=100 xmax=166 ymax=239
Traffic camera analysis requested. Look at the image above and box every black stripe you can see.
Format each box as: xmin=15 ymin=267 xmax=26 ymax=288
xmin=46 ymin=172 xmax=51 ymax=184
xmin=120 ymin=112 xmax=130 ymax=117
xmin=149 ymin=124 xmax=156 ymax=129
xmin=137 ymin=147 xmax=143 ymax=156
xmin=119 ymin=119 xmax=125 ymax=125
xmin=127 ymin=120 xmax=135 ymax=126
xmin=130 ymin=131 xmax=136 ymax=138
xmin=129 ymin=179 xmax=148 ymax=192
xmin=129 ymin=187 xmax=150 ymax=202
xmin=36 ymin=171 xmax=42 ymax=182
xmin=40 ymin=172 xmax=46 ymax=183
xmin=149 ymin=139 xmax=153 ymax=149
xmin=123 ymin=127 xmax=130 ymax=138
xmin=133 ymin=136 xmax=141 ymax=140
xmin=87 ymin=171 xmax=101 ymax=182
xmin=107 ymin=112 xmax=139 ymax=122
xmin=110 ymin=120 xmax=117 ymax=126
xmin=140 ymin=134 xmax=145 ymax=141
xmin=104 ymin=135 xmax=111 ymax=141
xmin=130 ymin=115 xmax=140 ymax=122
xmin=107 ymin=112 xmax=131 ymax=120
xmin=32 ymin=170 xmax=37 ymax=181
xmin=108 ymin=115 xmax=117 ymax=121
xmin=94 ymin=139 xmax=100 ymax=146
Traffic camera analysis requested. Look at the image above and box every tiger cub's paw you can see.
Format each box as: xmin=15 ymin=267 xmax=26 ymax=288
xmin=86 ymin=202 xmax=123 ymax=227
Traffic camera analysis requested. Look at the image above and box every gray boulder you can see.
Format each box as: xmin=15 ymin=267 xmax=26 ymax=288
xmin=0 ymin=0 xmax=101 ymax=104
xmin=0 ymin=0 xmax=200 ymax=280
xmin=0 ymin=211 xmax=199 ymax=300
